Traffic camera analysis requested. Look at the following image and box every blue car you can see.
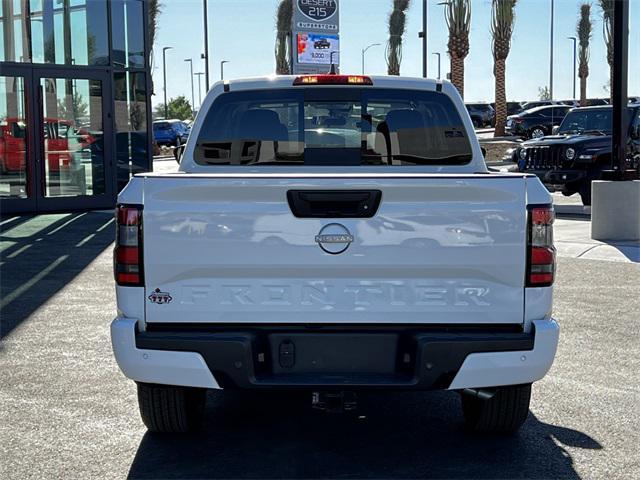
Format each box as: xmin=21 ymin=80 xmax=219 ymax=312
xmin=153 ymin=120 xmax=189 ymax=147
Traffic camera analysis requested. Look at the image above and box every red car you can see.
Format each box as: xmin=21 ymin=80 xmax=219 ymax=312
xmin=0 ymin=117 xmax=95 ymax=174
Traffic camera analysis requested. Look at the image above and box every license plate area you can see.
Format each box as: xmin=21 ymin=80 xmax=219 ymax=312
xmin=268 ymin=333 xmax=400 ymax=375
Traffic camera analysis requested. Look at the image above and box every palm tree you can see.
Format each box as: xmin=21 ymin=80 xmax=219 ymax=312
xmin=491 ymin=0 xmax=517 ymax=138
xmin=577 ymin=3 xmax=592 ymax=107
xmin=386 ymin=0 xmax=411 ymax=75
xmin=146 ymin=1 xmax=162 ymax=96
xmin=275 ymin=0 xmax=293 ymax=75
xmin=598 ymin=0 xmax=614 ymax=101
xmin=442 ymin=0 xmax=471 ymax=98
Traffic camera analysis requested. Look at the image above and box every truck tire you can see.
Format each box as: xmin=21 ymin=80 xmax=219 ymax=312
xmin=461 ymin=384 xmax=531 ymax=434
xmin=579 ymin=182 xmax=592 ymax=206
xmin=137 ymin=382 xmax=206 ymax=433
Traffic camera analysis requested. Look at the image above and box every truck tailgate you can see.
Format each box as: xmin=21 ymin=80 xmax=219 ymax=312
xmin=141 ymin=174 xmax=527 ymax=325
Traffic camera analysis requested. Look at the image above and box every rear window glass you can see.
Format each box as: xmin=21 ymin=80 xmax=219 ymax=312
xmin=194 ymin=88 xmax=472 ymax=166
xmin=558 ymin=108 xmax=632 ymax=135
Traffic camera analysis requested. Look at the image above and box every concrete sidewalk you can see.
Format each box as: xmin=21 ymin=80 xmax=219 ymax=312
xmin=555 ymin=217 xmax=639 ymax=263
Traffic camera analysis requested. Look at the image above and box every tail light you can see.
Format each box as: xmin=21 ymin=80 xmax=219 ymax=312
xmin=114 ymin=204 xmax=144 ymax=286
xmin=293 ymin=75 xmax=373 ymax=86
xmin=526 ymin=205 xmax=555 ymax=287
xmin=514 ymin=118 xmax=524 ymax=124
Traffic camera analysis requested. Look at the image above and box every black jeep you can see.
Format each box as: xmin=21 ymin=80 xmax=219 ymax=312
xmin=515 ymin=105 xmax=640 ymax=205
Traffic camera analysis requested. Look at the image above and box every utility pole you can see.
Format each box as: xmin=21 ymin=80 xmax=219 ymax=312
xmin=419 ymin=0 xmax=428 ymax=78
xmin=203 ymin=0 xmax=210 ymax=90
xmin=549 ymin=0 xmax=555 ymax=99
xmin=184 ymin=58 xmax=195 ymax=113
xmin=361 ymin=43 xmax=381 ymax=75
xmin=220 ymin=60 xmax=229 ymax=80
xmin=568 ymin=37 xmax=577 ymax=100
xmin=432 ymin=52 xmax=441 ymax=80
xmin=611 ymin=0 xmax=629 ymax=177
xmin=194 ymin=72 xmax=204 ymax=108
xmin=162 ymin=46 xmax=173 ymax=118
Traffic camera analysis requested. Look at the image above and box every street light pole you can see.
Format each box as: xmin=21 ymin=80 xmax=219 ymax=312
xmin=568 ymin=36 xmax=577 ymax=100
xmin=419 ymin=0 xmax=428 ymax=78
xmin=184 ymin=58 xmax=195 ymax=113
xmin=361 ymin=43 xmax=381 ymax=74
xmin=432 ymin=52 xmax=441 ymax=80
xmin=203 ymin=0 xmax=210 ymax=90
xmin=220 ymin=60 xmax=229 ymax=80
xmin=162 ymin=46 xmax=173 ymax=118
xmin=549 ymin=0 xmax=555 ymax=100
xmin=194 ymin=72 xmax=204 ymax=107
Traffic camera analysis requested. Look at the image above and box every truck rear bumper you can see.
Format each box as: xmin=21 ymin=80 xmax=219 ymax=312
xmin=111 ymin=318 xmax=559 ymax=390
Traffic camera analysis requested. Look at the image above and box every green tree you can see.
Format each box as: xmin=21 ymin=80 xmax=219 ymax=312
xmin=275 ymin=0 xmax=293 ymax=75
xmin=491 ymin=0 xmax=517 ymax=137
xmin=155 ymin=96 xmax=193 ymax=120
xmin=57 ymin=91 xmax=88 ymax=121
xmin=577 ymin=3 xmax=592 ymax=107
xmin=442 ymin=0 xmax=472 ymax=98
xmin=386 ymin=0 xmax=411 ymax=75
xmin=538 ymin=86 xmax=551 ymax=101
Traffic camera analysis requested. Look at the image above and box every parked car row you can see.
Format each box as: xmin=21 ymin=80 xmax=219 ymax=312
xmin=466 ymin=98 xmax=620 ymax=132
xmin=506 ymin=105 xmax=573 ymax=139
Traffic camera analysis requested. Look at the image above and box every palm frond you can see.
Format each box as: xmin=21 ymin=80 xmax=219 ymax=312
xmin=577 ymin=3 xmax=592 ymax=75
xmin=491 ymin=0 xmax=517 ymax=60
xmin=386 ymin=0 xmax=411 ymax=75
xmin=274 ymin=0 xmax=293 ymax=75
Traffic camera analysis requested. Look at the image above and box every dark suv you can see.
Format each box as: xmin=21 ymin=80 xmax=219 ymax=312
xmin=506 ymin=105 xmax=572 ymax=139
xmin=465 ymin=103 xmax=495 ymax=128
xmin=515 ymin=105 xmax=640 ymax=205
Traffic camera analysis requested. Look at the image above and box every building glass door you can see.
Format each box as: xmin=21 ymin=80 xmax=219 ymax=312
xmin=1 ymin=68 xmax=114 ymax=214
xmin=39 ymin=76 xmax=107 ymax=200
xmin=1 ymin=68 xmax=36 ymax=212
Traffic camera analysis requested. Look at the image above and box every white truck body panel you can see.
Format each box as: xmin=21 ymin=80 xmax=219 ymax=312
xmin=137 ymin=173 xmax=529 ymax=325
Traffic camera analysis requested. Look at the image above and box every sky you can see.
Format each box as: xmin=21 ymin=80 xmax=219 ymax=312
xmin=152 ymin=0 xmax=640 ymax=108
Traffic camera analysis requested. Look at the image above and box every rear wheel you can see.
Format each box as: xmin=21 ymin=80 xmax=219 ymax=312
xmin=461 ymin=384 xmax=531 ymax=434
xmin=529 ymin=127 xmax=546 ymax=139
xmin=137 ymin=382 xmax=206 ymax=433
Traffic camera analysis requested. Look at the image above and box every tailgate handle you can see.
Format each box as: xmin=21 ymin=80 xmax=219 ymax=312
xmin=287 ymin=190 xmax=382 ymax=218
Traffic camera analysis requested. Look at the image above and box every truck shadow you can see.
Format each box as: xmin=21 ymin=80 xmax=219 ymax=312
xmin=0 ymin=211 xmax=114 ymax=339
xmin=128 ymin=390 xmax=600 ymax=479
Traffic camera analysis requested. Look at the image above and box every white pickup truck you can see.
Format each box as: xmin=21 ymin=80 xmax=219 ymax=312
xmin=111 ymin=75 xmax=559 ymax=434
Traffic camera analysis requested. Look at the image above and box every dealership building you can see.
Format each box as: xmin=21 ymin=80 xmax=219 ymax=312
xmin=1 ymin=0 xmax=153 ymax=215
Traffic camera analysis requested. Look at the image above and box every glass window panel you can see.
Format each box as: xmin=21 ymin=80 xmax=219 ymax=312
xmin=115 ymin=71 xmax=149 ymax=191
xmin=27 ymin=0 xmax=108 ymax=65
xmin=112 ymin=0 xmax=145 ymax=69
xmin=40 ymin=77 xmax=105 ymax=197
xmin=1 ymin=75 xmax=30 ymax=198
xmin=1 ymin=0 xmax=31 ymax=62
xmin=53 ymin=9 xmax=64 ymax=64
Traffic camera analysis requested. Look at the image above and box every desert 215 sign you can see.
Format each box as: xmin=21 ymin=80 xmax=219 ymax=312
xmin=293 ymin=0 xmax=340 ymax=74
xmin=297 ymin=0 xmax=338 ymax=22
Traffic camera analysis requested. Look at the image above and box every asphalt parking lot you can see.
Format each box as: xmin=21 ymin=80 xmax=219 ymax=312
xmin=1 ymin=207 xmax=639 ymax=479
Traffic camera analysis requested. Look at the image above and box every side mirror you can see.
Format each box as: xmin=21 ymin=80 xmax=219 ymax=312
xmin=552 ymin=126 xmax=560 ymax=135
xmin=480 ymin=146 xmax=487 ymax=158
